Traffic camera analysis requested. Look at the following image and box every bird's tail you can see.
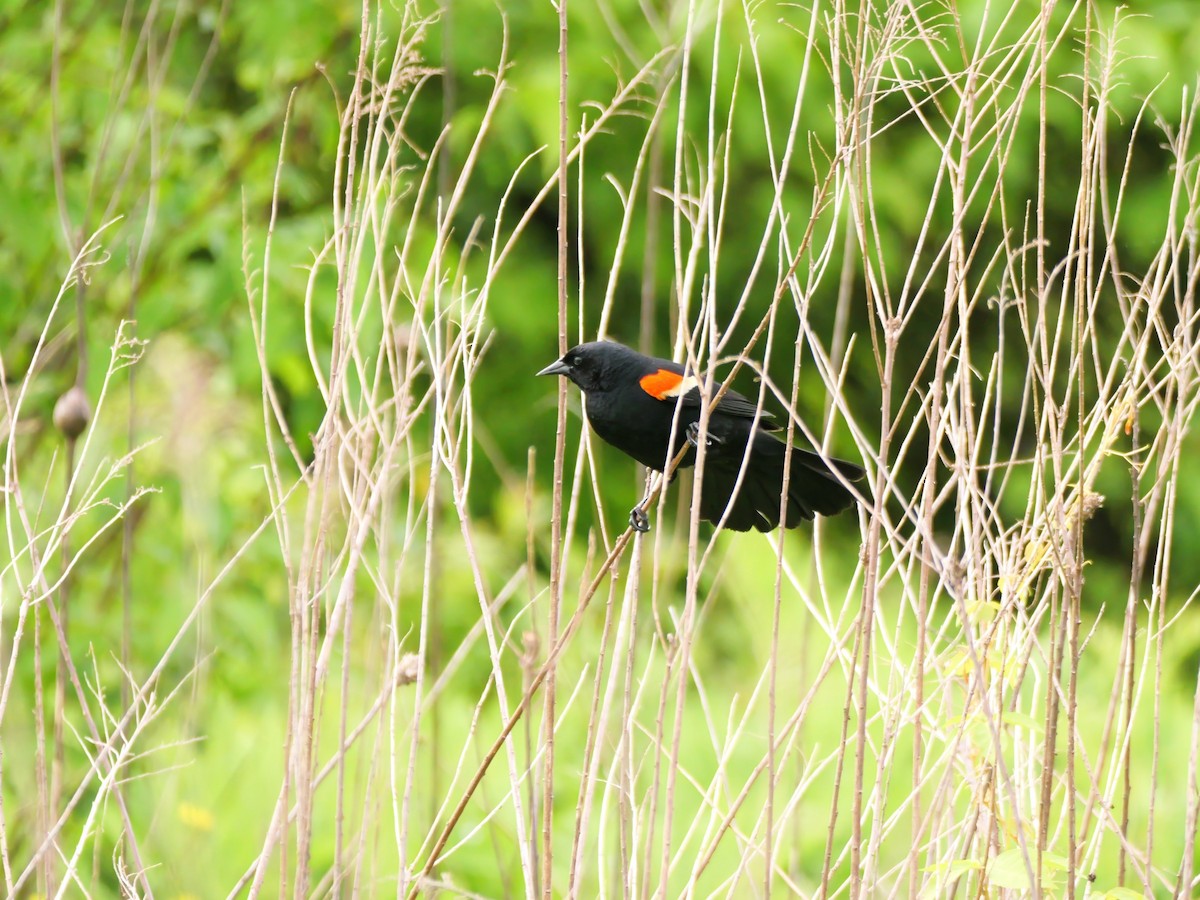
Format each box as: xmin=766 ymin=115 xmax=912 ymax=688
xmin=698 ymin=432 xmax=864 ymax=532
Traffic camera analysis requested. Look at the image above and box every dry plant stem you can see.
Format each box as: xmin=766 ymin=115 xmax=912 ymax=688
xmin=411 ymin=330 xmax=530 ymax=884
xmin=1066 ymin=19 xmax=1095 ymax=896
xmin=11 ymin=559 xmax=154 ymax=896
xmin=907 ymin=300 xmax=949 ymax=898
xmin=522 ymin=450 xmax=540 ymax=891
xmin=312 ymin=17 xmax=508 ymax=691
xmin=229 ymin=571 xmax=524 ymax=898
xmin=764 ymin=347 xmax=795 ymax=898
xmin=56 ymin=676 xmax=172 ymax=899
xmin=655 ymin=1 xmax=721 ymax=888
xmin=5 ymin=331 xmax=156 ymax=898
xmin=1184 ymin=667 xmax=1200 ymax=895
xmin=398 ymin=414 xmax=437 ymax=897
xmin=250 ymin=12 xmax=686 ymax=897
xmin=566 ymin=574 xmax=627 ymax=896
xmin=539 ymin=0 xmax=572 ymax=893
xmin=521 ymin=634 xmax=541 ymax=891
xmin=1147 ymin=509 xmax=1165 ymax=882
xmin=250 ymin=13 xmax=448 ymax=892
xmin=330 ymin=23 xmax=380 ymax=888
xmin=380 ymin=73 xmax=455 ymax=884
xmin=617 ymin=537 xmax=643 ymax=899
xmin=639 ymin=621 xmax=677 ymax=900
xmin=409 ymin=436 xmax=687 ymax=899
xmin=121 ymin=310 xmax=143 ymax=724
xmin=835 ymin=10 xmax=880 ymax=895
xmin=34 ymin=609 xmax=49 ymax=898
xmin=737 ymin=1 xmax=823 ymax=890
xmin=684 ymin=635 xmax=849 ymax=889
xmin=306 ymin=218 xmax=357 ymax=705
xmin=3 ymin=247 xmax=295 ymax=897
xmin=46 ymin=22 xmax=203 ymax=840
xmin=334 ymin=571 xmax=352 ymax=894
xmin=0 ymin=658 xmax=12 ymax=887
xmin=1033 ymin=1 xmax=1056 ymax=883
xmin=435 ymin=667 xmax=592 ymax=873
xmin=49 ymin=435 xmax=76 ymax=899
xmin=1119 ymin=414 xmax=1142 ymax=887
xmin=408 ymin=530 xmax=634 ymax=899
xmin=667 ymin=0 xmax=698 ymax=357
xmin=820 ymin=582 xmax=865 ymax=890
xmin=243 ymin=90 xmax=305 ymax=900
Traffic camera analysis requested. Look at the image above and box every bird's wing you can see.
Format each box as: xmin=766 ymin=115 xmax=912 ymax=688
xmin=687 ymin=383 xmax=775 ymax=422
xmin=637 ymin=365 xmax=775 ymax=423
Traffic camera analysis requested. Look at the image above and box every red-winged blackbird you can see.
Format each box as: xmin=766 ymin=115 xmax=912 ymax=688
xmin=538 ymin=340 xmax=865 ymax=533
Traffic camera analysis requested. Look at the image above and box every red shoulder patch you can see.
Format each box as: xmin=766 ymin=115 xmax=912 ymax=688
xmin=639 ymin=369 xmax=695 ymax=400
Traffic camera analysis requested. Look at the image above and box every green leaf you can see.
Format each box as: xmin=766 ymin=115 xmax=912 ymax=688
xmin=1041 ymin=851 xmax=1070 ymax=872
xmin=1001 ymin=710 xmax=1044 ymax=733
xmin=925 ymin=858 xmax=983 ymax=880
xmin=987 ymin=848 xmax=1068 ymax=890
xmin=988 ymin=849 xmax=1037 ymax=890
xmin=1100 ymin=889 xmax=1148 ymax=900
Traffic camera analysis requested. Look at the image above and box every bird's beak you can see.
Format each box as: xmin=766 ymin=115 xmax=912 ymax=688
xmin=536 ymin=359 xmax=571 ymax=377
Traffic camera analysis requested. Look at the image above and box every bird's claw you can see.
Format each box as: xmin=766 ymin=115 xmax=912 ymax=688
xmin=629 ymin=507 xmax=651 ymax=533
xmin=685 ymin=422 xmax=722 ymax=448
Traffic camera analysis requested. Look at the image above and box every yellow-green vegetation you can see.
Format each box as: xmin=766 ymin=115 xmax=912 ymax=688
xmin=2 ymin=0 xmax=1199 ymax=897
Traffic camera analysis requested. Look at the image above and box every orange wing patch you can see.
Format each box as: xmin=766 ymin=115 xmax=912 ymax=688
xmin=639 ymin=369 xmax=698 ymax=400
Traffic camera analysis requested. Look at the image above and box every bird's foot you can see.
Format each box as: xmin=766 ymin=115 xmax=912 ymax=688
xmin=629 ymin=506 xmax=651 ymax=533
xmin=685 ymin=422 xmax=723 ymax=449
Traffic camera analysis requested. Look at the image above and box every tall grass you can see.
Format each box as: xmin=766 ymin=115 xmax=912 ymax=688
xmin=2 ymin=0 xmax=1198 ymax=897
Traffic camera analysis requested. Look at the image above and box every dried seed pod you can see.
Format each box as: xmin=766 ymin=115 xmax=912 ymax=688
xmin=395 ymin=653 xmax=421 ymax=686
xmin=53 ymin=385 xmax=91 ymax=440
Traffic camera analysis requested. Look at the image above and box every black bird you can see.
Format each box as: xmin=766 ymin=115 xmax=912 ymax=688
xmin=537 ymin=340 xmax=864 ymax=533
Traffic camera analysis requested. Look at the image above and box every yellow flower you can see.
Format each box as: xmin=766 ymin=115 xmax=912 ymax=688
xmin=177 ymin=802 xmax=214 ymax=831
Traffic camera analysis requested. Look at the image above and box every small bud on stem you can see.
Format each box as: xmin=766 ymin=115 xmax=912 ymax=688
xmin=53 ymin=385 xmax=91 ymax=440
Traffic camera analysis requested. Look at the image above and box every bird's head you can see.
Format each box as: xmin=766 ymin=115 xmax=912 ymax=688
xmin=536 ymin=341 xmax=640 ymax=394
